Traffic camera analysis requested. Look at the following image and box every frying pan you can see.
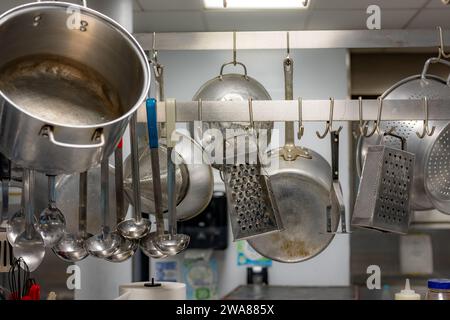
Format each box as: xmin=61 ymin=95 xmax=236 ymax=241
xmin=247 ymin=53 xmax=340 ymax=263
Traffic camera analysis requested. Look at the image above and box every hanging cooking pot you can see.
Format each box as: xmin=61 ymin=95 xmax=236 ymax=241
xmin=123 ymin=131 xmax=214 ymax=221
xmin=356 ymin=57 xmax=450 ymax=213
xmin=247 ymin=55 xmax=340 ymax=263
xmin=0 ymin=1 xmax=150 ymax=175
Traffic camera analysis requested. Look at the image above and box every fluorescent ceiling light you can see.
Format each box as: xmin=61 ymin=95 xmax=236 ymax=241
xmin=204 ymin=0 xmax=309 ymax=9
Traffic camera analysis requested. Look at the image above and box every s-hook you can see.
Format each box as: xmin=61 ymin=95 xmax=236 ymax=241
xmin=362 ymin=97 xmax=395 ymax=137
xmin=297 ymin=98 xmax=305 ymax=140
xmin=316 ymin=98 xmax=343 ymax=139
xmin=416 ymin=96 xmax=436 ymax=138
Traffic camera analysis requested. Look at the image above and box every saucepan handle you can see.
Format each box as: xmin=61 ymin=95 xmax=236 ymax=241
xmin=146 ymin=98 xmax=159 ymax=149
xmin=40 ymin=126 xmax=105 ymax=149
xmin=421 ymin=57 xmax=450 ymax=85
xmin=36 ymin=0 xmax=87 ymax=7
xmin=219 ymin=62 xmax=248 ymax=80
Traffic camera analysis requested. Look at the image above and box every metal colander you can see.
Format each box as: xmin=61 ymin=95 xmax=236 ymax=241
xmin=353 ymin=133 xmax=415 ymax=234
xmin=356 ymin=61 xmax=450 ymax=213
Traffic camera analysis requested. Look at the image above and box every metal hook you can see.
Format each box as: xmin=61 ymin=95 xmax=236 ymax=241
xmin=437 ymin=26 xmax=450 ymax=59
xmin=365 ymin=97 xmax=395 ymax=137
xmin=358 ymin=97 xmax=374 ymax=137
xmin=196 ymin=99 xmax=203 ymax=142
xmin=316 ymin=98 xmax=342 ymax=139
xmin=416 ymin=97 xmax=436 ymax=138
xmin=297 ymin=98 xmax=304 ymax=140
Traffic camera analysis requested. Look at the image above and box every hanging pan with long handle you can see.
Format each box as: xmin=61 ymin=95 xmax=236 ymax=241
xmin=248 ymin=41 xmax=341 ymax=263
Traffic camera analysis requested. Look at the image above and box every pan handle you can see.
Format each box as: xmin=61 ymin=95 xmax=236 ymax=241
xmin=421 ymin=57 xmax=450 ymax=85
xmin=37 ymin=0 xmax=87 ymax=7
xmin=40 ymin=126 xmax=105 ymax=149
xmin=219 ymin=62 xmax=249 ymax=80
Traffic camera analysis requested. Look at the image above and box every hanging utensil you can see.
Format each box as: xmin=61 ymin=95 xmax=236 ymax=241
xmin=223 ymin=98 xmax=282 ymax=241
xmin=356 ymin=57 xmax=450 ymax=213
xmin=117 ymin=114 xmax=151 ymax=240
xmin=8 ymin=257 xmax=30 ymax=300
xmin=326 ymin=130 xmax=348 ymax=234
xmin=353 ymin=132 xmax=415 ymax=234
xmin=0 ymin=154 xmax=13 ymax=273
xmin=140 ymin=98 xmax=168 ymax=259
xmin=0 ymin=1 xmax=150 ymax=175
xmin=154 ymin=99 xmax=190 ymax=255
xmin=13 ymin=169 xmax=45 ymax=272
xmin=52 ymin=172 xmax=91 ymax=262
xmin=106 ymin=140 xmax=138 ymax=263
xmin=248 ymin=44 xmax=339 ymax=262
xmin=85 ymin=159 xmax=121 ymax=258
xmin=36 ymin=175 xmax=66 ymax=247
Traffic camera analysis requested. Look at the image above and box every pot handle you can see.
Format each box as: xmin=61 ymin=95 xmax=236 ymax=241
xmin=40 ymin=126 xmax=105 ymax=149
xmin=219 ymin=62 xmax=248 ymax=80
xmin=37 ymin=0 xmax=87 ymax=7
xmin=421 ymin=57 xmax=450 ymax=85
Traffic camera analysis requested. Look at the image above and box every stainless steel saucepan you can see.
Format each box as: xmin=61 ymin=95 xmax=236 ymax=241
xmin=0 ymin=1 xmax=150 ymax=174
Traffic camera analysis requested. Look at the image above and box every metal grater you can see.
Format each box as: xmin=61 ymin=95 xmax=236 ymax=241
xmin=223 ymin=163 xmax=283 ymax=241
xmin=352 ymin=133 xmax=415 ymax=234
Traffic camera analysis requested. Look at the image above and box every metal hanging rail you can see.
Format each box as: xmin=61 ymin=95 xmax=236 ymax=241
xmin=136 ymin=99 xmax=450 ymax=123
xmin=134 ymin=29 xmax=450 ymax=51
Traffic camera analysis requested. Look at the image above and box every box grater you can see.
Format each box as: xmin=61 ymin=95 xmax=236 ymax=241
xmin=352 ymin=133 xmax=415 ymax=234
xmin=223 ymin=162 xmax=283 ymax=241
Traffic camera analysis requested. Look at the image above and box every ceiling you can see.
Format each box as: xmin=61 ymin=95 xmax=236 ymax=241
xmin=133 ymin=0 xmax=450 ymax=32
xmin=0 ymin=0 xmax=449 ymax=32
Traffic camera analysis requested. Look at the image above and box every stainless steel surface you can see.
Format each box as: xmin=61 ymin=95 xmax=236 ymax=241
xmin=85 ymin=159 xmax=120 ymax=258
xmin=13 ymin=169 xmax=45 ymax=272
xmin=117 ymin=114 xmax=151 ymax=240
xmin=356 ymin=58 xmax=450 ymax=212
xmin=353 ymin=134 xmax=415 ymax=234
xmin=137 ymin=99 xmax=450 ymax=123
xmin=0 ymin=2 xmax=150 ymax=174
xmin=106 ymin=144 xmax=138 ymax=263
xmin=36 ymin=175 xmax=66 ymax=247
xmin=135 ymin=30 xmax=450 ymax=51
xmin=124 ymin=134 xmax=214 ymax=221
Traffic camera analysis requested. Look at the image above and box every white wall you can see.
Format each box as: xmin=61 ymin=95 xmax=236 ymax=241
xmin=152 ymin=49 xmax=351 ymax=298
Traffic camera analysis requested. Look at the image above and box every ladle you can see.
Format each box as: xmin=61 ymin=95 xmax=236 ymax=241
xmin=52 ymin=172 xmax=91 ymax=262
xmin=85 ymin=159 xmax=120 ymax=258
xmin=36 ymin=175 xmax=66 ymax=247
xmin=117 ymin=113 xmax=151 ymax=240
xmin=106 ymin=140 xmax=138 ymax=262
xmin=13 ymin=169 xmax=45 ymax=272
xmin=140 ymin=98 xmax=168 ymax=259
xmin=155 ymin=99 xmax=190 ymax=255
xmin=7 ymin=181 xmax=36 ymax=245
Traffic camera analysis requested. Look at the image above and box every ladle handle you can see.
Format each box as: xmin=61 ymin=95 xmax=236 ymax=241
xmin=23 ymin=169 xmax=35 ymax=238
xmin=47 ymin=175 xmax=57 ymax=207
xmin=421 ymin=57 xmax=450 ymax=85
xmin=146 ymin=99 xmax=165 ymax=235
xmin=130 ymin=112 xmax=143 ymax=222
xmin=166 ymin=99 xmax=177 ymax=236
xmin=100 ymin=158 xmax=110 ymax=235
xmin=114 ymin=139 xmax=125 ymax=224
xmin=79 ymin=171 xmax=88 ymax=234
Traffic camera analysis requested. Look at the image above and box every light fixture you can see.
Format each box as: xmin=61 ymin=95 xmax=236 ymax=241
xmin=204 ymin=0 xmax=309 ymax=10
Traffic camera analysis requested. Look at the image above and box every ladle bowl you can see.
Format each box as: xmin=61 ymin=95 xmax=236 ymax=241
xmin=7 ymin=209 xmax=36 ymax=245
xmin=85 ymin=231 xmax=121 ymax=259
xmin=104 ymin=233 xmax=138 ymax=262
xmin=140 ymin=232 xmax=168 ymax=259
xmin=36 ymin=206 xmax=66 ymax=247
xmin=14 ymin=226 xmax=45 ymax=272
xmin=155 ymin=233 xmax=190 ymax=256
xmin=117 ymin=218 xmax=151 ymax=240
xmin=52 ymin=232 xmax=89 ymax=262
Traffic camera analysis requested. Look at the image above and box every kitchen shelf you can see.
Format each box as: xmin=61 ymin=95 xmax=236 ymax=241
xmin=136 ymin=99 xmax=450 ymax=123
xmin=134 ymin=29 xmax=450 ymax=51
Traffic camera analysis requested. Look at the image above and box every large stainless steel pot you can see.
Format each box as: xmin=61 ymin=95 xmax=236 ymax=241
xmin=0 ymin=2 xmax=150 ymax=175
xmin=356 ymin=58 xmax=450 ymax=213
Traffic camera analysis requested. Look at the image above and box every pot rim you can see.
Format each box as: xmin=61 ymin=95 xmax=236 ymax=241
xmin=0 ymin=1 xmax=150 ymax=130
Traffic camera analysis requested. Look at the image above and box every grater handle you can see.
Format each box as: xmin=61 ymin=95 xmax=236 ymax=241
xmin=379 ymin=132 xmax=407 ymax=150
